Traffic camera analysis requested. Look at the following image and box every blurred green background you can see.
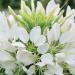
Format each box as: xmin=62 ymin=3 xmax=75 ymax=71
xmin=0 ymin=0 xmax=75 ymax=10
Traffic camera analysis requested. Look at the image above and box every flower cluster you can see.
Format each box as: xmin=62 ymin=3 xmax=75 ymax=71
xmin=0 ymin=0 xmax=75 ymax=75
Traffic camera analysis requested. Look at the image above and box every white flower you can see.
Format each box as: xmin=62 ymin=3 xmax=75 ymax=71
xmin=16 ymin=50 xmax=35 ymax=66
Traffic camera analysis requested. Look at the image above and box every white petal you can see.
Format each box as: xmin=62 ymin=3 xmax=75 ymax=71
xmin=18 ymin=27 xmax=29 ymax=43
xmin=10 ymin=24 xmax=19 ymax=40
xmin=0 ymin=51 xmax=14 ymax=62
xmin=47 ymin=63 xmax=63 ymax=75
xmin=36 ymin=1 xmax=45 ymax=14
xmin=2 ymin=62 xmax=16 ymax=70
xmin=0 ymin=12 xmax=10 ymax=41
xmin=70 ymin=23 xmax=75 ymax=31
xmin=52 ymin=23 xmax=60 ymax=41
xmin=27 ymin=65 xmax=35 ymax=75
xmin=37 ymin=43 xmax=49 ymax=54
xmin=61 ymin=20 xmax=72 ymax=32
xmin=46 ymin=0 xmax=55 ymax=16
xmin=62 ymin=48 xmax=75 ymax=55
xmin=30 ymin=26 xmax=41 ymax=43
xmin=59 ymin=31 xmax=75 ymax=44
xmin=66 ymin=6 xmax=71 ymax=16
xmin=66 ymin=6 xmax=75 ymax=23
xmin=54 ymin=5 xmax=60 ymax=16
xmin=65 ymin=55 xmax=75 ymax=66
xmin=46 ymin=65 xmax=55 ymax=75
xmin=55 ymin=63 xmax=64 ymax=75
xmin=55 ymin=53 xmax=65 ymax=63
xmin=41 ymin=53 xmax=53 ymax=65
xmin=47 ymin=29 xmax=54 ymax=44
xmin=34 ymin=35 xmax=46 ymax=46
xmin=21 ymin=0 xmax=31 ymax=15
xmin=0 ymin=41 xmax=16 ymax=52
xmin=47 ymin=23 xmax=60 ymax=44
xmin=36 ymin=62 xmax=46 ymax=67
xmin=8 ymin=15 xmax=16 ymax=25
xmin=44 ymin=70 xmax=53 ymax=75
xmin=22 ymin=65 xmax=28 ymax=73
xmin=24 ymin=5 xmax=31 ymax=15
xmin=16 ymin=50 xmax=35 ymax=66
xmin=0 ymin=41 xmax=10 ymax=51
xmin=12 ymin=41 xmax=25 ymax=48
xmin=66 ymin=6 xmax=74 ymax=16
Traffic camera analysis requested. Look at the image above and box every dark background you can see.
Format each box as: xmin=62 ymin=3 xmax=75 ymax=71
xmin=0 ymin=0 xmax=75 ymax=15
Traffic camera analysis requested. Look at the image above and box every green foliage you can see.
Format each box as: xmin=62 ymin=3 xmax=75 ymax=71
xmin=9 ymin=0 xmax=20 ymax=9
xmin=0 ymin=0 xmax=50 ymax=10
xmin=0 ymin=0 xmax=20 ymax=9
xmin=0 ymin=67 xmax=6 ymax=75
xmin=0 ymin=0 xmax=75 ymax=10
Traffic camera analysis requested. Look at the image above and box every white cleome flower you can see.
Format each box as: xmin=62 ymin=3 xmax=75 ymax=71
xmin=0 ymin=0 xmax=75 ymax=75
